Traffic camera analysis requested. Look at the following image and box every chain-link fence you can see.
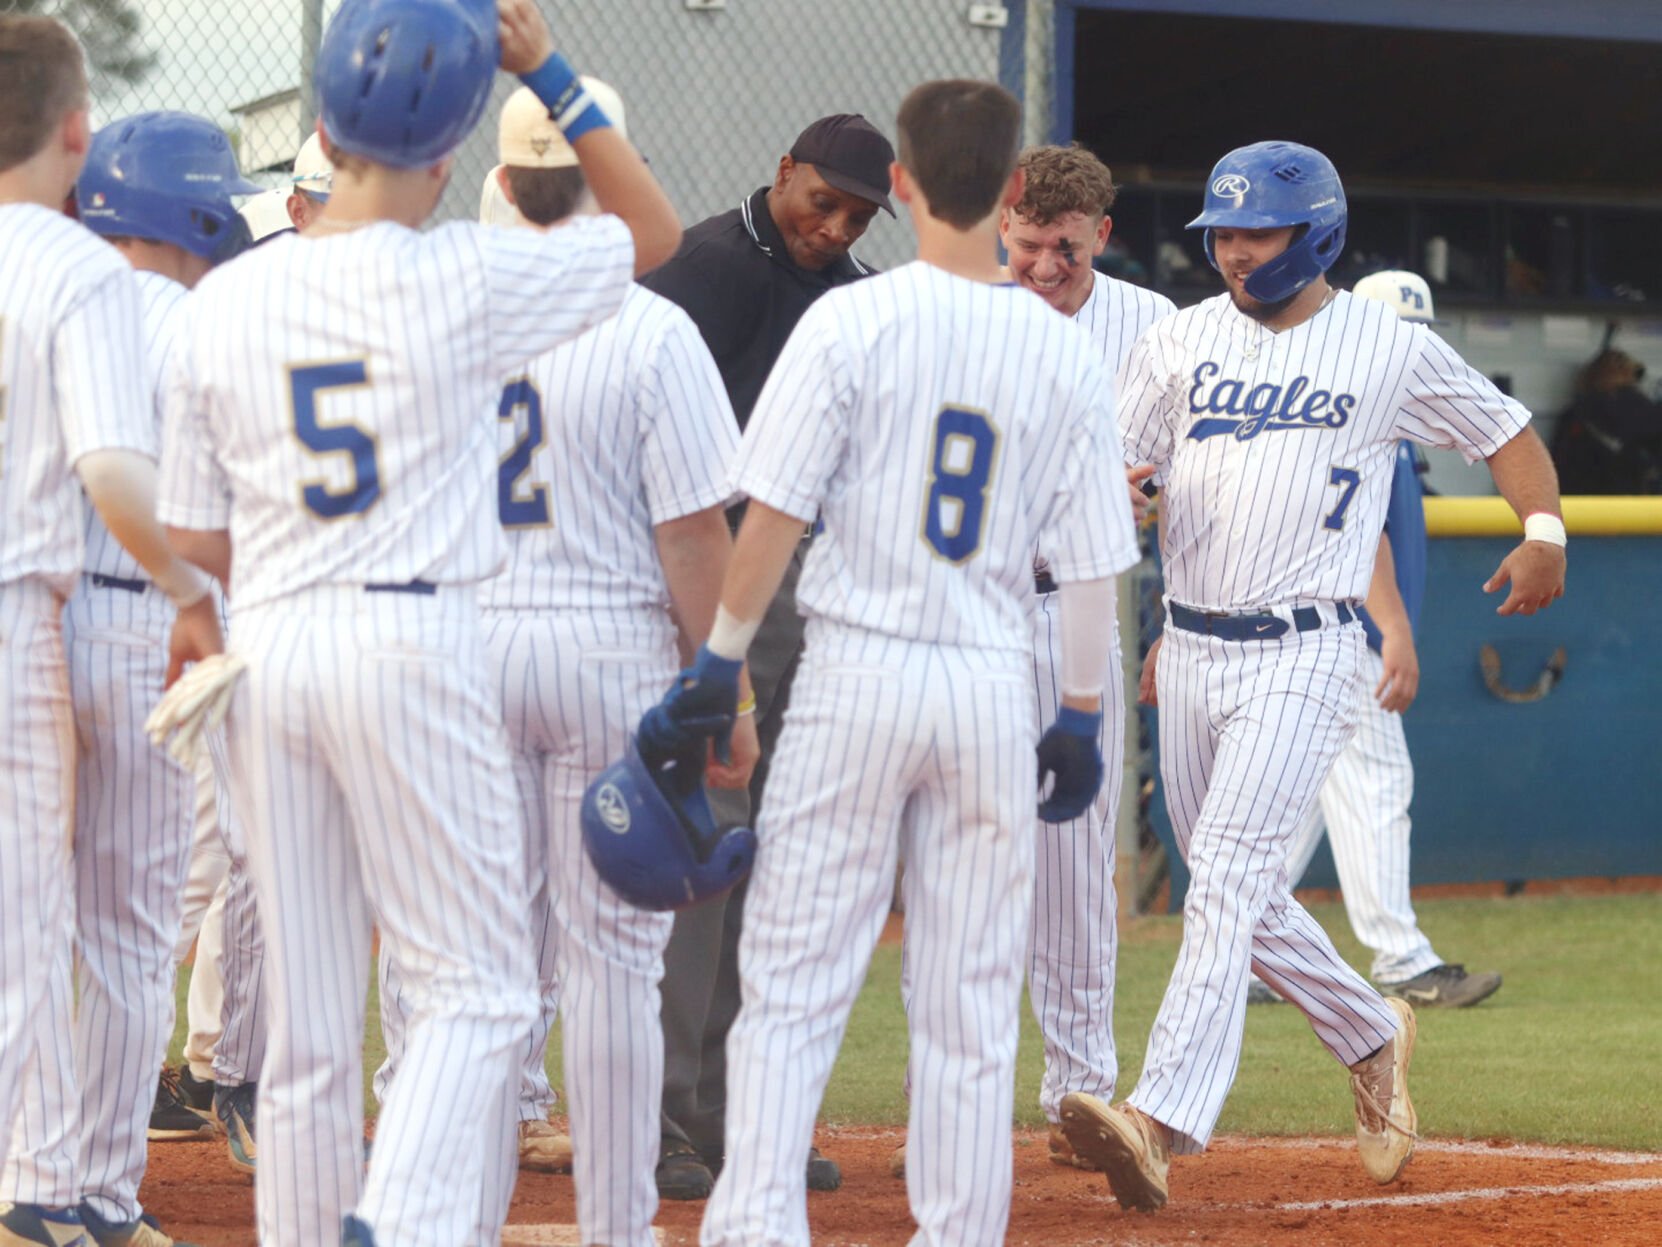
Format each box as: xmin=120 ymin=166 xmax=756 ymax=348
xmin=21 ymin=0 xmax=1055 ymax=269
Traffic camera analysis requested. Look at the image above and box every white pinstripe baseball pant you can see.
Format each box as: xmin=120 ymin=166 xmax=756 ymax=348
xmin=226 ymin=586 xmax=535 ymax=1247
xmin=704 ymin=626 xmax=1035 ymax=1247
xmin=1128 ymin=620 xmax=1399 ymax=1154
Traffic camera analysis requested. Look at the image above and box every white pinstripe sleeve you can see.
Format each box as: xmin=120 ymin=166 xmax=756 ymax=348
xmin=729 ymin=307 xmax=851 ymax=523
xmin=1043 ymin=364 xmax=1142 ymax=583
xmin=158 ymin=307 xmax=231 ymax=531
xmin=54 ymin=266 xmax=154 ymax=463
xmin=1393 ymin=328 xmax=1532 ymax=463
xmin=1115 ymin=324 xmax=1178 ymax=483
xmin=639 ymin=305 xmax=740 ymax=524
xmin=481 ymin=214 xmax=635 ymax=376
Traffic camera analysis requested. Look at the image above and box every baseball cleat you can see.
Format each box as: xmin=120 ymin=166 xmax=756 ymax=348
xmin=1059 ymin=1095 xmax=1170 ymax=1212
xmin=516 ymin=1119 xmax=574 ymax=1173
xmin=0 ymin=1204 xmax=88 ymax=1247
xmin=806 ymin=1146 xmax=842 ymax=1192
xmin=1047 ymin=1122 xmax=1100 ymax=1171
xmin=1381 ymin=964 xmax=1501 ymax=1009
xmin=655 ymin=1141 xmax=713 ymax=1201
xmin=147 ymin=1069 xmax=215 ymax=1142
xmin=175 ymin=1067 xmax=216 ymax=1120
xmin=213 ymin=1081 xmax=257 ymax=1175
xmin=76 ymin=1204 xmax=194 ymax=1247
xmin=340 ymin=1215 xmax=377 ymax=1247
xmin=1246 ymin=978 xmax=1287 ymax=1005
xmin=1350 ymin=996 xmax=1419 ymax=1183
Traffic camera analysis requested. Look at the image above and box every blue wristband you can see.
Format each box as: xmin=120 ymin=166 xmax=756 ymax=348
xmin=1055 ymin=705 xmax=1103 ymax=738
xmin=519 ymin=52 xmax=612 ymax=142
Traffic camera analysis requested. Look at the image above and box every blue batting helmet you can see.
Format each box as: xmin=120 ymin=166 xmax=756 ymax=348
xmin=1186 ymin=140 xmax=1347 ymax=304
xmin=77 ymin=111 xmax=260 ymax=264
xmin=315 ymin=0 xmax=499 ymax=169
xmin=581 ymin=738 xmax=757 ymax=912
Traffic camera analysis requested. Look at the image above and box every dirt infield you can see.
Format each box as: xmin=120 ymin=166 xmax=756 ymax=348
xmin=141 ymin=1124 xmax=1662 ymax=1245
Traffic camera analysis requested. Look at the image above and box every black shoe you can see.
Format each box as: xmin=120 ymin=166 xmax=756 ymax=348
xmin=148 ymin=1068 xmax=215 ymax=1142
xmin=1246 ymin=978 xmax=1286 ymax=1005
xmin=175 ymin=1067 xmax=215 ymax=1118
xmin=656 ymin=1141 xmax=714 ymax=1201
xmin=806 ymin=1146 xmax=841 ymax=1192
xmin=1381 ymin=963 xmax=1502 ymax=1009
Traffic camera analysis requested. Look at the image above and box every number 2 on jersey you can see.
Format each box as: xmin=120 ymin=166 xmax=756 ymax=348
xmin=498 ymin=378 xmax=551 ymax=528
xmin=291 ymin=360 xmax=378 ymax=518
xmin=922 ymin=406 xmax=1000 ymax=563
xmin=1323 ymin=465 xmax=1361 ymax=531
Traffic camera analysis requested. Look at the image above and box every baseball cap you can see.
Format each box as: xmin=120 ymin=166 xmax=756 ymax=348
xmin=788 ymin=114 xmax=895 ymax=216
xmin=1353 ymin=270 xmax=1437 ymax=324
xmin=292 ymin=132 xmax=333 ymax=201
xmin=498 ymin=79 xmax=628 ymax=169
xmin=240 ymin=189 xmax=294 ymax=242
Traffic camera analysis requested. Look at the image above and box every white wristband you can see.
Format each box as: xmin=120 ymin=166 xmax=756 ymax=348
xmin=706 ymin=604 xmax=761 ymax=661
xmin=1523 ymin=512 xmax=1567 ymax=547
xmin=153 ymin=560 xmax=213 ymax=611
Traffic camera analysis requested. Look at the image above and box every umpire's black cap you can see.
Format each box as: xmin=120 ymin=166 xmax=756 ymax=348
xmin=789 ymin=114 xmax=896 ymax=216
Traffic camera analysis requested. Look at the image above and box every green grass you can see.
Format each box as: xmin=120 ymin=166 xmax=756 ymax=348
xmin=172 ymin=890 xmax=1662 ymax=1150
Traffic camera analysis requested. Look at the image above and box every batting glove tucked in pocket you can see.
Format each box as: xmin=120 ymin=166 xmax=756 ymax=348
xmin=1036 ymin=705 xmax=1104 ymax=824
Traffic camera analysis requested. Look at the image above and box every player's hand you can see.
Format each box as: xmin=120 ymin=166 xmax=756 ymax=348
xmin=165 ymin=595 xmax=225 ymax=689
xmin=497 ymin=0 xmax=555 ymax=76
xmin=639 ymin=645 xmax=742 ymax=763
xmin=707 ymin=711 xmax=760 ymax=790
xmin=1127 ymin=464 xmax=1157 ymax=525
xmin=1483 ymin=540 xmax=1566 ymax=616
xmin=1375 ymin=629 xmax=1420 ymax=713
xmin=1138 ymin=635 xmax=1162 ymax=706
xmin=1036 ymin=704 xmax=1104 ymax=823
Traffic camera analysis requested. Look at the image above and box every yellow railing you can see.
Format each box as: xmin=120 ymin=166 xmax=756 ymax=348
xmin=1424 ymin=496 xmax=1662 ymax=536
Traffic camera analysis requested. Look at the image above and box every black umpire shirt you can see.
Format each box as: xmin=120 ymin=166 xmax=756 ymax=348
xmin=638 ymin=186 xmax=877 ymax=429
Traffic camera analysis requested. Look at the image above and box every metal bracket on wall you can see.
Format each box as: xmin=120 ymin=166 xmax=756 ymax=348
xmin=968 ymin=4 xmax=1010 ymax=29
xmin=1479 ymin=643 xmax=1567 ymax=703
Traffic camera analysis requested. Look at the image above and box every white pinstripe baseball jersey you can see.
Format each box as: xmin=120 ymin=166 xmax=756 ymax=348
xmin=1074 ymin=269 xmax=1177 ymax=378
xmin=157 ymin=215 xmax=634 ymax=605
xmin=733 ymin=262 xmax=1141 ymax=653
xmin=1118 ymin=290 xmax=1529 ymax=610
xmin=82 ymin=270 xmax=189 ymax=583
xmin=0 ymin=204 xmax=153 ymax=590
xmin=480 ymin=283 xmax=738 ymax=616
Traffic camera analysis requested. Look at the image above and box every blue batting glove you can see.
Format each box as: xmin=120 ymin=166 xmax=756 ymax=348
xmin=1036 ymin=705 xmax=1104 ymax=824
xmin=644 ymin=645 xmax=743 ymax=764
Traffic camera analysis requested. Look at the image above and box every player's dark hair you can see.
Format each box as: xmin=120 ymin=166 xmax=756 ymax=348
xmin=0 ymin=16 xmax=88 ymax=173
xmin=895 ymin=80 xmax=1021 ymax=230
xmin=505 ymin=166 xmax=588 ymax=228
xmin=1014 ymin=143 xmax=1117 ymax=225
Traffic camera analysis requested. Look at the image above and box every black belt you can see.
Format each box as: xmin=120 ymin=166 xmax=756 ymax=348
xmin=88 ymin=573 xmax=148 ymax=594
xmin=1035 ymin=572 xmax=1058 ymax=595
xmin=364 ymin=580 xmax=437 ymax=596
xmin=1168 ymin=601 xmax=1354 ymax=641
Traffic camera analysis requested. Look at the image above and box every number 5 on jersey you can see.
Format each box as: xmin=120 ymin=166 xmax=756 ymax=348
xmin=922 ymin=406 xmax=999 ymax=563
xmin=290 ymin=360 xmax=378 ymax=518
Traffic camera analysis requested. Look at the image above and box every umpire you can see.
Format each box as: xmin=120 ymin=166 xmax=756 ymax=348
xmin=640 ymin=112 xmax=894 ymax=1200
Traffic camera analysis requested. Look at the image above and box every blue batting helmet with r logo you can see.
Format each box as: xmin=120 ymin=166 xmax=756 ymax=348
xmin=1187 ymin=140 xmax=1347 ymax=304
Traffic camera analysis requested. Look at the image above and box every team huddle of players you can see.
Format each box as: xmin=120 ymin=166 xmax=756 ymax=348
xmin=1 ymin=0 xmax=1568 ymax=1245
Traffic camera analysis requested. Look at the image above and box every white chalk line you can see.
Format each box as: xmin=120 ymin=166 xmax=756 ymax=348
xmin=1271 ymin=1176 xmax=1662 ymax=1211
xmin=1241 ymin=1136 xmax=1662 ymax=1167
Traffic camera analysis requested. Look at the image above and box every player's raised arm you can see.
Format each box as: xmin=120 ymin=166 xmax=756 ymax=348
xmin=1481 ymin=427 xmax=1567 ymax=616
xmin=498 ymin=0 xmax=679 ymax=274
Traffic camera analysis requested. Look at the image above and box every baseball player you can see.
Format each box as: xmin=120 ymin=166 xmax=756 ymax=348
xmin=1248 ymin=270 xmax=1502 ymax=1010
xmin=0 ymin=19 xmax=224 ymax=1247
xmin=1059 ymin=141 xmax=1567 ymax=1213
xmin=465 ymin=81 xmax=750 ymax=1245
xmin=154 ymin=0 xmax=681 ymax=1242
xmin=1002 ymin=143 xmax=1175 ymax=1164
xmin=642 ymin=80 xmax=1140 ymax=1247
xmin=3 ymin=110 xmax=255 ymax=1247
